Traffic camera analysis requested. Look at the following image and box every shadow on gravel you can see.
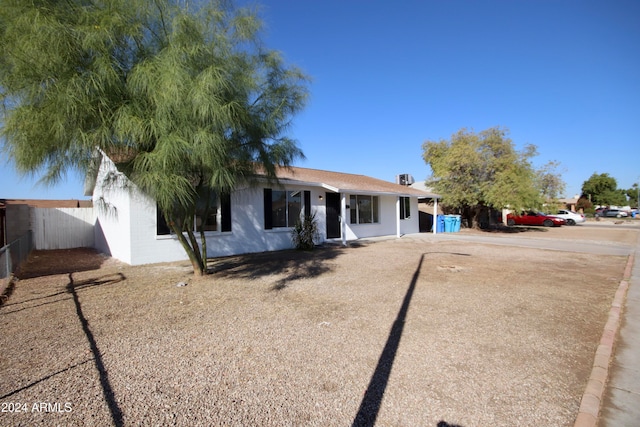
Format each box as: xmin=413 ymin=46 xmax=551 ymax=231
xmin=352 ymin=253 xmax=424 ymax=426
xmin=352 ymin=251 xmax=471 ymax=427
xmin=0 ymin=359 xmax=93 ymax=400
xmin=68 ymin=272 xmax=126 ymax=427
xmin=0 ymin=289 xmax=72 ymax=315
xmin=0 ymin=272 xmax=126 ymax=427
xmin=210 ymin=245 xmax=356 ymax=290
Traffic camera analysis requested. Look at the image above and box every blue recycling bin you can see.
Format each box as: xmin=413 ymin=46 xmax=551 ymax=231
xmin=444 ymin=215 xmax=455 ymax=232
xmin=435 ymin=214 xmax=445 ymax=233
xmin=453 ymin=215 xmax=461 ymax=232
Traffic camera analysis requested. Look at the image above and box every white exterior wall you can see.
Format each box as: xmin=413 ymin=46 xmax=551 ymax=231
xmin=92 ymin=158 xmax=134 ymax=263
xmin=343 ymin=194 xmax=419 ymax=240
xmin=400 ymin=197 xmax=420 ymax=235
xmin=127 ymin=185 xmax=330 ymax=265
xmin=93 ymin=160 xmax=331 ymax=265
xmin=92 ymin=156 xmax=421 ymax=265
xmin=127 ymin=190 xmax=186 ymax=265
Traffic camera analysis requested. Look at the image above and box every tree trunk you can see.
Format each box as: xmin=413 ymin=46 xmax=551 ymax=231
xmin=461 ymin=205 xmax=480 ymax=229
xmin=169 ymin=222 xmax=206 ymax=276
xmin=199 ymin=228 xmax=208 ymax=274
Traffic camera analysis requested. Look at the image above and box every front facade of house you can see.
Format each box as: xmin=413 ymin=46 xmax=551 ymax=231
xmin=90 ymin=156 xmax=436 ymax=266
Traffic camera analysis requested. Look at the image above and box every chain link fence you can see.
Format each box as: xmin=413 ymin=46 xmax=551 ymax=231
xmin=1 ymin=231 xmax=33 ymax=297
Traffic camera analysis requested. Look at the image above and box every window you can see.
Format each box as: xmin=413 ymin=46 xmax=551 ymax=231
xmin=273 ymin=190 xmax=301 ymax=227
xmin=156 ymin=192 xmax=231 ymax=236
xmin=157 ymin=207 xmax=171 ymax=235
xmin=196 ymin=192 xmax=218 ymax=232
xmin=400 ymin=197 xmax=411 ymax=220
xmin=264 ymin=189 xmax=310 ymax=229
xmin=350 ymin=195 xmax=379 ymax=224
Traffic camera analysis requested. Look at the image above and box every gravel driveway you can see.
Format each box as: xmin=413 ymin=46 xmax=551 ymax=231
xmin=0 ymin=225 xmax=635 ymax=426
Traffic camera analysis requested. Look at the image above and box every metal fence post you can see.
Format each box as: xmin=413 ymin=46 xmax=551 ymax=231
xmin=4 ymin=245 xmax=11 ymax=278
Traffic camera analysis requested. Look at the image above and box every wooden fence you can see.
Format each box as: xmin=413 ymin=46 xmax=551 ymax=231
xmin=32 ymin=208 xmax=95 ymax=250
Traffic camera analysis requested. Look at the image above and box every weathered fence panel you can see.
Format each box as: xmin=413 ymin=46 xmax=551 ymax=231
xmin=32 ymin=208 xmax=95 ymax=250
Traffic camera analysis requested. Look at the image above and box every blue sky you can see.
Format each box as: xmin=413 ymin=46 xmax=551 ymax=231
xmin=1 ymin=0 xmax=639 ymax=201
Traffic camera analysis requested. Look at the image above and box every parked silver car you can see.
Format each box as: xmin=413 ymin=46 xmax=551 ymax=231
xmin=550 ymin=209 xmax=586 ymax=225
xmin=595 ymin=209 xmax=628 ymax=218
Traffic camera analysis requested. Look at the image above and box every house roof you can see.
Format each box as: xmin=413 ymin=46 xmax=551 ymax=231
xmin=408 ymin=181 xmax=440 ymax=198
xmin=270 ymin=166 xmax=440 ymax=198
xmin=87 ymin=151 xmax=440 ymax=199
xmin=0 ymin=199 xmax=93 ymax=208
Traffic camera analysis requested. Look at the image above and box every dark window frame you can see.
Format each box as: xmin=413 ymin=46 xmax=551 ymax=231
xmin=400 ymin=196 xmax=411 ymax=220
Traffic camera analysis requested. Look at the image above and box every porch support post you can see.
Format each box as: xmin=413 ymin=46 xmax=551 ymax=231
xmin=433 ymin=197 xmax=439 ymax=234
xmin=340 ymin=193 xmax=347 ymax=246
xmin=396 ymin=196 xmax=401 ymax=238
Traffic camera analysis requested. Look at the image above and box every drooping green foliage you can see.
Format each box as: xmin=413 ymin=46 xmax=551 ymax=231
xmin=422 ymin=127 xmax=563 ymax=228
xmin=581 ymin=173 xmax=627 ymax=206
xmin=0 ymin=0 xmax=309 ymax=275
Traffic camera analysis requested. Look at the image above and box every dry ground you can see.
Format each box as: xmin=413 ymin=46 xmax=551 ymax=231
xmin=0 ymin=224 xmax=636 ymax=426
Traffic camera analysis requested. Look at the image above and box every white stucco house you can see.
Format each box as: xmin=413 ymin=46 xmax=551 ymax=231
xmin=86 ymin=155 xmax=440 ymax=266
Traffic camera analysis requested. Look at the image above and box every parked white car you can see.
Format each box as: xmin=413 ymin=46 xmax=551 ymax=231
xmin=550 ymin=209 xmax=586 ymax=226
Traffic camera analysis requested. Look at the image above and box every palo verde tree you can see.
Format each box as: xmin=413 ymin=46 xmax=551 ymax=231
xmin=422 ymin=127 xmax=563 ymax=228
xmin=0 ymin=0 xmax=309 ymax=276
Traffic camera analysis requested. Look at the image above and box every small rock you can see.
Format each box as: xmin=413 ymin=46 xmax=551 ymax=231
xmin=176 ymin=281 xmax=188 ymax=287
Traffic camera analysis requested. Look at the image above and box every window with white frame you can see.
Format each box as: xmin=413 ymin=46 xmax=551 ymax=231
xmin=349 ymin=195 xmax=379 ymax=224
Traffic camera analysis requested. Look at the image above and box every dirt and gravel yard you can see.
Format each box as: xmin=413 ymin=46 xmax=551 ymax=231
xmin=0 ymin=224 xmax=636 ymax=426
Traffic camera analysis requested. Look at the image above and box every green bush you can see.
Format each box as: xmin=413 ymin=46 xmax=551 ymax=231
xmin=291 ymin=213 xmax=319 ymax=251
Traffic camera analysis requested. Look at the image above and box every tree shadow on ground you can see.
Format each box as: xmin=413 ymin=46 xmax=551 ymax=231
xmin=68 ymin=272 xmax=126 ymax=427
xmin=352 ymin=251 xmax=471 ymax=427
xmin=209 ymin=243 xmax=364 ymax=290
xmin=16 ymin=248 xmax=107 ymax=280
xmin=2 ymin=251 xmax=115 ymax=310
xmin=1 ymin=271 xmax=126 ymax=427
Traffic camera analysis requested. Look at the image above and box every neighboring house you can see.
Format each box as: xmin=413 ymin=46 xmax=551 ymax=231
xmin=559 ymin=197 xmax=579 ymax=212
xmin=87 ymin=155 xmax=440 ymax=266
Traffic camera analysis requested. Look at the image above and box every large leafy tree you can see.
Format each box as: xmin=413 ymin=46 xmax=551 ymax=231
xmin=535 ymin=160 xmax=566 ymax=205
xmin=422 ymin=127 xmax=562 ymax=228
xmin=581 ymin=173 xmax=627 ymax=206
xmin=0 ymin=0 xmax=309 ymax=275
xmin=626 ymin=184 xmax=639 ymax=208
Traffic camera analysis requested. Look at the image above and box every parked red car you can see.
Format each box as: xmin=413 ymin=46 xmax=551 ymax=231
xmin=506 ymin=211 xmax=566 ymax=227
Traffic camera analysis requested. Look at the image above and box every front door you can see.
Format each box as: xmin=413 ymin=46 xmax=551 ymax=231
xmin=326 ymin=192 xmax=341 ymax=239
